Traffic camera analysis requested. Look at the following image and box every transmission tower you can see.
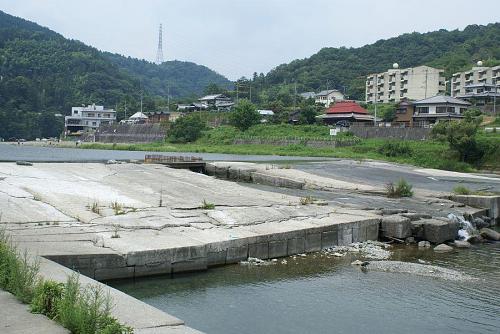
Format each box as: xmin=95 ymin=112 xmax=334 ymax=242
xmin=155 ymin=24 xmax=164 ymax=65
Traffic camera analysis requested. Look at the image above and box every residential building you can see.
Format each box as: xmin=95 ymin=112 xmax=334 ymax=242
xmin=315 ymin=89 xmax=345 ymax=107
xmin=317 ymin=100 xmax=377 ymax=125
xmin=393 ymin=99 xmax=415 ymax=127
xmin=412 ymin=95 xmax=470 ymax=127
xmin=145 ymin=111 xmax=170 ymax=123
xmin=451 ymin=65 xmax=500 ymax=97
xmin=366 ymin=65 xmax=445 ymax=104
xmin=198 ymin=94 xmax=234 ymax=110
xmin=299 ymin=92 xmax=316 ymax=100
xmin=65 ymin=104 xmax=116 ymax=134
xmin=128 ymin=112 xmax=148 ymax=124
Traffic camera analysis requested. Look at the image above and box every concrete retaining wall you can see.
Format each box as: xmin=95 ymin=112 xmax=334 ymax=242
xmin=95 ymin=124 xmax=166 ymax=143
xmin=233 ymin=138 xmax=358 ymax=148
xmin=451 ymin=195 xmax=500 ymax=224
xmin=46 ymin=218 xmax=380 ymax=281
xmin=350 ymin=127 xmax=431 ymax=140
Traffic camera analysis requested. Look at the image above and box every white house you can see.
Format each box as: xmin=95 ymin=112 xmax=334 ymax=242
xmin=65 ymin=104 xmax=116 ymax=134
xmin=412 ymin=95 xmax=470 ymax=127
xmin=198 ymin=94 xmax=234 ymax=110
xmin=314 ymin=89 xmax=345 ymax=106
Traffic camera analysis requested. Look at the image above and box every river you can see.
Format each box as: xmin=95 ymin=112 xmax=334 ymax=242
xmin=110 ymin=242 xmax=500 ymax=334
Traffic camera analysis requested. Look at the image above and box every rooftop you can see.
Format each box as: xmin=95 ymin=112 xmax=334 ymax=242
xmin=413 ymin=95 xmax=471 ymax=106
xmin=325 ymin=101 xmax=368 ymax=114
xmin=316 ymin=89 xmax=341 ymax=96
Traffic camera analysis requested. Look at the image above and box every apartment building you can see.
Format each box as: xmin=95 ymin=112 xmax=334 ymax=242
xmin=451 ymin=64 xmax=500 ymax=97
xmin=65 ymin=104 xmax=116 ymax=134
xmin=366 ymin=65 xmax=445 ymax=104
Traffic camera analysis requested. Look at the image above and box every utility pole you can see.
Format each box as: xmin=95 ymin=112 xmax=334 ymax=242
xmin=374 ymin=74 xmax=378 ymax=127
xmin=293 ymin=81 xmax=297 ymax=110
xmin=494 ymin=78 xmax=497 ymax=115
xmin=167 ymin=86 xmax=170 ymax=111
xmin=236 ymin=84 xmax=239 ymax=103
xmin=124 ymin=101 xmax=127 ymax=119
xmin=140 ymin=92 xmax=143 ymax=113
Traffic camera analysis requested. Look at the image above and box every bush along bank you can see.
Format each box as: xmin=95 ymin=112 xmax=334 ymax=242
xmin=0 ymin=230 xmax=132 ymax=334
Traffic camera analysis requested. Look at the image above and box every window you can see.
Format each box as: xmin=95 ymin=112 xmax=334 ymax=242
xmin=98 ymin=114 xmax=101 ymax=118
xmin=92 ymin=122 xmax=97 ymax=126
xmin=87 ymin=113 xmax=95 ymax=117
xmin=436 ymin=106 xmax=455 ymax=114
xmin=460 ymin=108 xmax=467 ymax=114
xmin=416 ymin=107 xmax=429 ymax=114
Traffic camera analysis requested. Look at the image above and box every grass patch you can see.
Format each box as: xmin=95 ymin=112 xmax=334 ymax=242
xmin=453 ymin=185 xmax=472 ymax=195
xmin=110 ymin=201 xmax=124 ymax=215
xmin=200 ymin=199 xmax=215 ymax=210
xmin=88 ymin=201 xmax=101 ymax=215
xmin=299 ymin=196 xmax=315 ymax=205
xmin=386 ymin=179 xmax=414 ymax=198
xmin=0 ymin=229 xmax=132 ymax=333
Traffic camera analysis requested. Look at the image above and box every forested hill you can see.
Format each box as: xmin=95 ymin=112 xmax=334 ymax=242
xmin=254 ymin=23 xmax=500 ymax=100
xmin=104 ymin=54 xmax=232 ymax=98
xmin=0 ymin=10 xmax=231 ymax=139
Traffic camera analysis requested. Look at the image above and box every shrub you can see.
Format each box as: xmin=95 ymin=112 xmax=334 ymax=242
xmin=299 ymin=196 xmax=314 ymax=205
xmin=31 ymin=280 xmax=64 ymax=319
xmin=168 ymin=114 xmax=205 ymax=143
xmin=0 ymin=229 xmax=39 ymax=303
xmin=453 ymin=185 xmax=471 ymax=195
xmin=230 ymin=99 xmax=260 ymax=131
xmin=378 ymin=141 xmax=413 ymax=157
xmin=386 ymin=179 xmax=413 ymax=198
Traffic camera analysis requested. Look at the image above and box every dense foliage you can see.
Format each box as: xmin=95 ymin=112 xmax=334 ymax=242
xmin=167 ymin=114 xmax=205 ymax=143
xmin=250 ymin=23 xmax=500 ymax=102
xmin=0 ymin=10 xmax=231 ymax=139
xmin=229 ymin=100 xmax=261 ymax=131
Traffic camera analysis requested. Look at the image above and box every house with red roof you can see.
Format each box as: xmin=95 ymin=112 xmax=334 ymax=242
xmin=316 ymin=100 xmax=377 ymax=125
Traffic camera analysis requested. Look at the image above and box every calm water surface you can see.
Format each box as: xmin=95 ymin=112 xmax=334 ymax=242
xmin=110 ymin=242 xmax=500 ymax=334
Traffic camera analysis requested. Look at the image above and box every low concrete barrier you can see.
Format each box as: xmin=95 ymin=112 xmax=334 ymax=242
xmin=233 ymin=138 xmax=358 ymax=148
xmin=45 ymin=217 xmax=380 ymax=281
xmin=350 ymin=127 xmax=431 ymax=140
xmin=451 ymin=195 xmax=500 ymax=224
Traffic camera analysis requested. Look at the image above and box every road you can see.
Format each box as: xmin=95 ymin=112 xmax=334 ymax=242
xmin=295 ymin=160 xmax=500 ymax=193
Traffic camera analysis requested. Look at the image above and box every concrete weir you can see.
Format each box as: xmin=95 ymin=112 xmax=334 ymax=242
xmin=0 ymin=162 xmax=380 ymax=281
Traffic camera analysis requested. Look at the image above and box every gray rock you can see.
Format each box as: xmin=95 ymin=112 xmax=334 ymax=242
xmin=421 ymin=219 xmax=459 ymax=244
xmin=405 ymin=237 xmax=416 ymax=244
xmin=434 ymin=244 xmax=453 ymax=252
xmin=480 ymin=228 xmax=500 ymax=241
xmin=473 ymin=217 xmax=489 ymax=229
xmin=453 ymin=240 xmax=471 ymax=248
xmin=468 ymin=235 xmax=485 ymax=244
xmin=381 ymin=215 xmax=412 ymax=239
xmin=410 ymin=221 xmax=425 ymax=239
xmin=417 ymin=241 xmax=431 ymax=248
xmin=16 ymin=161 xmax=33 ymax=166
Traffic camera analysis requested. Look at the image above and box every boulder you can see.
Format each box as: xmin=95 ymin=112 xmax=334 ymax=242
xmin=417 ymin=241 xmax=431 ymax=248
xmin=421 ymin=219 xmax=459 ymax=244
xmin=453 ymin=240 xmax=471 ymax=248
xmin=410 ymin=221 xmax=425 ymax=239
xmin=434 ymin=244 xmax=453 ymax=252
xmin=405 ymin=237 xmax=416 ymax=244
xmin=480 ymin=228 xmax=500 ymax=241
xmin=380 ymin=215 xmax=412 ymax=239
xmin=468 ymin=235 xmax=485 ymax=244
xmin=472 ymin=217 xmax=489 ymax=229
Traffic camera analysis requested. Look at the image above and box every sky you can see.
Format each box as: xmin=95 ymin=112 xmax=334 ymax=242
xmin=1 ymin=0 xmax=499 ymax=80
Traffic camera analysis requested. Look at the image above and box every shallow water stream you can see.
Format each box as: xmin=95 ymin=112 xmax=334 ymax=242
xmin=110 ymin=241 xmax=499 ymax=334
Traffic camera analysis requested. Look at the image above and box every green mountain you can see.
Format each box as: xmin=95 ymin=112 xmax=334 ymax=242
xmin=253 ymin=23 xmax=500 ymax=102
xmin=0 ymin=10 xmax=231 ymax=139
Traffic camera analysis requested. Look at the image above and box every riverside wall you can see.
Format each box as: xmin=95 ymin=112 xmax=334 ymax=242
xmin=233 ymin=138 xmax=358 ymax=148
xmin=94 ymin=124 xmax=166 ymax=143
xmin=350 ymin=127 xmax=431 ymax=140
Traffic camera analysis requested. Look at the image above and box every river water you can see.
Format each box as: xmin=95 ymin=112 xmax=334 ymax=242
xmin=110 ymin=242 xmax=499 ymax=334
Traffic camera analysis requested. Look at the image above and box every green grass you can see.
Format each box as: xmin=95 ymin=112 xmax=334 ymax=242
xmin=0 ymin=229 xmax=132 ymax=333
xmin=453 ymin=185 xmax=472 ymax=195
xmin=200 ymin=199 xmax=215 ymax=210
xmin=386 ymin=179 xmax=414 ymax=198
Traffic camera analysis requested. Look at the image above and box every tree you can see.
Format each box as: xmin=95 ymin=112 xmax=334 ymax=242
xmin=167 ymin=114 xmax=205 ymax=143
xmin=298 ymin=105 xmax=318 ymax=124
xmin=431 ymin=120 xmax=483 ymax=162
xmin=230 ymin=100 xmax=260 ymax=131
xmin=203 ymin=83 xmax=226 ymax=95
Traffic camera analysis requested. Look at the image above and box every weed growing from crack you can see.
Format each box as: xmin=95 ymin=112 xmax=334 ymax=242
xmin=200 ymin=199 xmax=215 ymax=209
xmin=88 ymin=201 xmax=101 ymax=215
xmin=110 ymin=201 xmax=124 ymax=215
xmin=300 ymin=196 xmax=315 ymax=205
xmin=111 ymin=225 xmax=120 ymax=239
